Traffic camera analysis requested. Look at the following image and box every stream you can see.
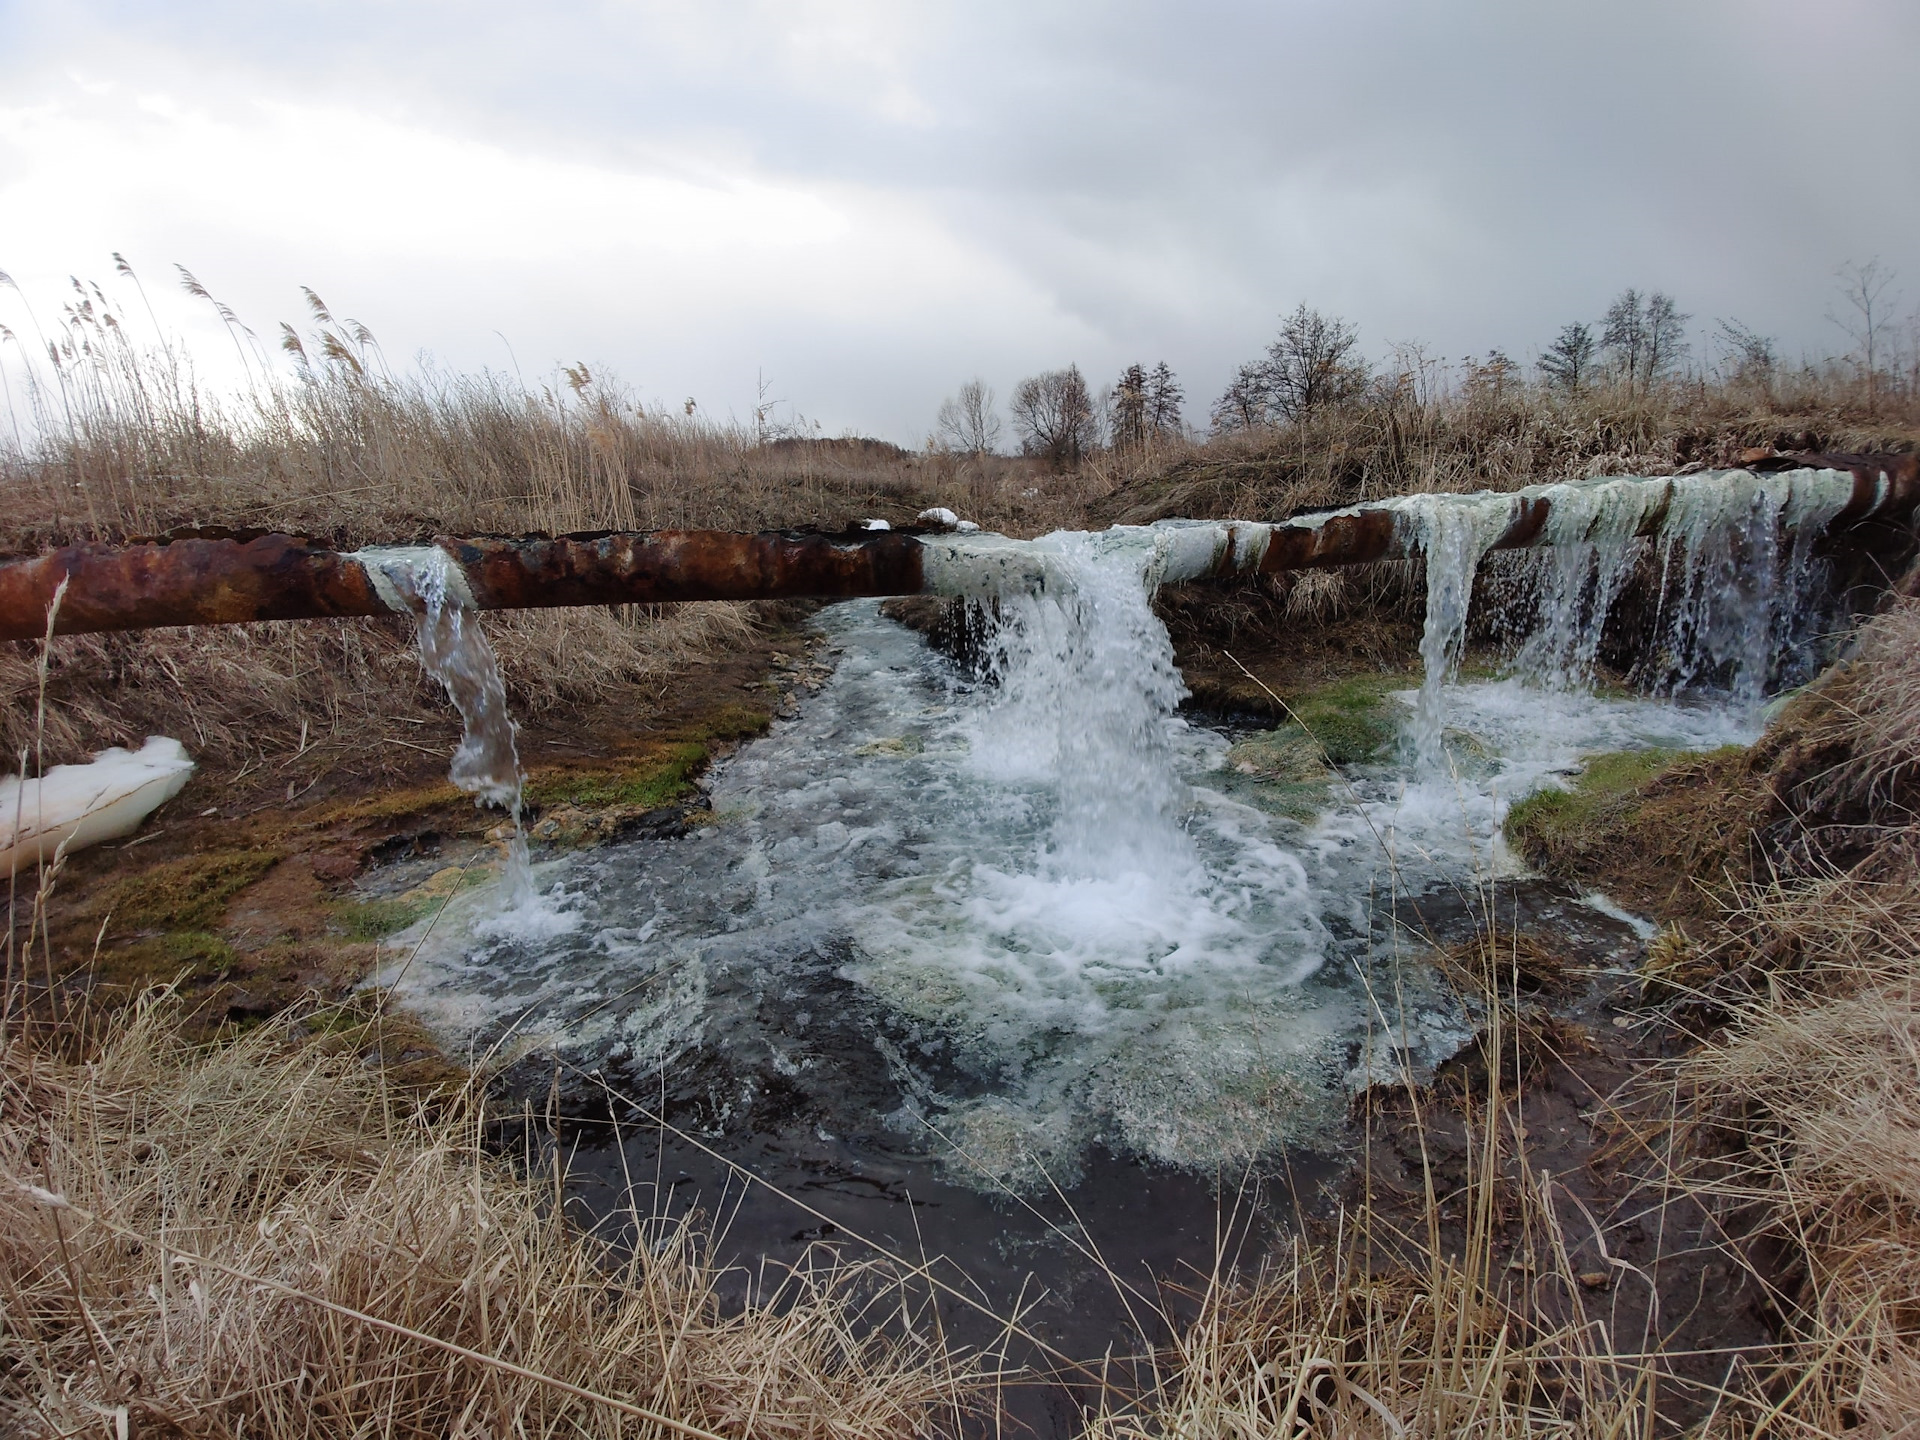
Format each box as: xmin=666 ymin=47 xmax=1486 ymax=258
xmin=361 ymin=479 xmax=1838 ymax=1395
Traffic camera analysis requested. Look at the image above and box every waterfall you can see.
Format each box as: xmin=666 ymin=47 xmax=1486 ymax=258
xmin=1395 ymin=493 xmax=1514 ymax=771
xmin=1646 ymin=469 xmax=1849 ymax=704
xmin=1510 ymin=476 xmax=1671 ymax=690
xmin=970 ymin=529 xmax=1198 ymax=881
xmin=1398 ymin=468 xmax=1854 ymax=769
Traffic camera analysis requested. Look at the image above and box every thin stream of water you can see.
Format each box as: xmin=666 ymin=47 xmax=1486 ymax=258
xmin=358 ymin=545 xmax=574 ymax=937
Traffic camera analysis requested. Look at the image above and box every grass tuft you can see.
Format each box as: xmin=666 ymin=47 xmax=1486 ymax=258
xmin=0 ymin=997 xmax=969 ymax=1438
xmin=528 ymin=741 xmax=710 ymax=811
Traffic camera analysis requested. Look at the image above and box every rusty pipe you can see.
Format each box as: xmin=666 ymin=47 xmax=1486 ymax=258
xmin=0 ymin=527 xmax=932 ymax=642
xmin=1251 ymin=452 xmax=1920 ymax=574
xmin=3 ymin=456 xmax=1915 ymax=642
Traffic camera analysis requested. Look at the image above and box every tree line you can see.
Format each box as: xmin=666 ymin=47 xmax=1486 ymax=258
xmin=934 ymin=362 xmax=1186 ymax=468
xmin=933 ymin=260 xmax=1908 ymax=465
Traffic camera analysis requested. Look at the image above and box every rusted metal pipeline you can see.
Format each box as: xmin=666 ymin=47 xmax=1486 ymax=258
xmin=1254 ymin=451 xmax=1920 ymax=573
xmin=0 ymin=527 xmax=931 ymax=642
xmin=2 ymin=455 xmax=1915 ymax=642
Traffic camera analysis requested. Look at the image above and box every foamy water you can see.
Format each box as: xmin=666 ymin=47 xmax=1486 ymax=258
xmin=369 ymin=477 xmax=1839 ymax=1189
xmin=371 ymin=619 xmax=1754 ymax=1187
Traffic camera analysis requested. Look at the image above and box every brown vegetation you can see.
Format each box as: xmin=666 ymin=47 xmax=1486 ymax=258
xmin=1096 ymin=367 xmax=1920 ymax=528
xmin=1665 ymin=598 xmax=1920 ymax=1430
xmin=0 ymin=290 xmax=1088 ymax=773
xmin=0 ymin=997 xmax=964 ymax=1438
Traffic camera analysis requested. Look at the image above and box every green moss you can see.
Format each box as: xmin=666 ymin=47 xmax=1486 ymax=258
xmin=1271 ymin=674 xmax=1402 ymax=766
xmin=1505 ymin=747 xmax=1742 ymax=871
xmin=1228 ymin=729 xmax=1329 ymax=783
xmin=328 ymin=895 xmax=433 ymax=940
xmin=308 ymin=783 xmax=465 ymax=828
xmin=111 ymin=929 xmax=240 ymax=981
xmin=527 ymin=741 xmax=709 ymax=811
xmin=699 ymin=704 xmax=773 ymax=741
xmin=98 ymin=849 xmax=284 ymax=931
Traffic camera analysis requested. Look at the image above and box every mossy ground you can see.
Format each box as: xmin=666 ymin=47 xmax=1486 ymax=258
xmin=1503 ymin=744 xmax=1754 ymax=920
xmin=1504 ymin=748 xmax=1689 ymax=866
xmin=94 ymin=848 xmax=286 ymax=931
xmin=328 ymin=895 xmax=434 ymax=941
xmin=527 ymin=740 xmax=709 ymax=811
xmin=1272 ymin=673 xmax=1403 ymax=764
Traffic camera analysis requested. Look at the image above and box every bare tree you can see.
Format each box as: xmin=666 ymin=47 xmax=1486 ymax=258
xmin=1010 ymin=364 xmax=1097 ymax=469
xmin=1264 ymin=304 xmax=1368 ymax=419
xmin=1602 ymin=289 xmax=1689 ymax=394
xmin=935 ymin=379 xmax=1002 ymax=454
xmin=1537 ymin=322 xmax=1596 ymax=393
xmin=1147 ymin=361 xmax=1183 ymax=437
xmin=1462 ymin=350 xmax=1520 ymax=404
xmin=1715 ymin=318 xmax=1776 ymax=388
xmin=1644 ymin=293 xmax=1690 ymax=387
xmin=1106 ymin=361 xmax=1184 ymax=450
xmin=1830 ymin=258 xmax=1899 ymax=414
xmin=1109 ymin=363 xmax=1150 ymax=450
xmin=1210 ymin=360 xmax=1271 ymax=432
xmin=1601 ymin=289 xmax=1647 ymax=391
xmin=1210 ymin=305 xmax=1366 ymax=432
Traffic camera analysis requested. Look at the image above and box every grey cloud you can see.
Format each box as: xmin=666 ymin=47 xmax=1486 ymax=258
xmin=4 ymin=0 xmax=1917 ymax=440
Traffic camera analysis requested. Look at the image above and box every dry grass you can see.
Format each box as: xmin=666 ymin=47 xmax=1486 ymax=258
xmin=1087 ymin=1208 xmax=1653 ymax=1440
xmin=0 ymin=996 xmax=968 ymax=1439
xmin=0 ymin=601 xmax=758 ymax=770
xmin=1090 ymin=950 xmax=1660 ymax=1440
xmin=0 ymin=277 xmax=1082 ymax=771
xmin=1665 ymin=597 xmax=1920 ymax=1433
xmin=1096 ymin=368 xmax=1920 ymax=527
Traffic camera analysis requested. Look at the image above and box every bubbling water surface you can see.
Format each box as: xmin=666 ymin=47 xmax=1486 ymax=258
xmin=369 ymin=475 xmax=1845 ymax=1189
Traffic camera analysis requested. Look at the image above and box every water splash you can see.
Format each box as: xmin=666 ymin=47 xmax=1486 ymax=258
xmin=1398 ymin=467 xmax=1855 ymax=767
xmin=970 ymin=529 xmax=1195 ymax=879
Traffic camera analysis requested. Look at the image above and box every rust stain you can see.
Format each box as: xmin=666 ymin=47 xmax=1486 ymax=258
xmin=0 ymin=533 xmax=388 ymax=642
xmin=448 ymin=528 xmax=927 ymax=609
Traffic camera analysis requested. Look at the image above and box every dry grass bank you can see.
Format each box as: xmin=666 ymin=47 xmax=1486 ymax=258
xmin=1097 ymin=370 xmax=1920 ymax=527
xmin=1089 ymin=1010 xmax=1670 ymax=1438
xmin=0 ymin=997 xmax=967 ymax=1438
xmin=1664 ymin=598 xmax=1920 ymax=1431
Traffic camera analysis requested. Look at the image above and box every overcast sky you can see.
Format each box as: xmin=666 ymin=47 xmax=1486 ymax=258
xmin=2 ymin=1 xmax=1916 ymax=443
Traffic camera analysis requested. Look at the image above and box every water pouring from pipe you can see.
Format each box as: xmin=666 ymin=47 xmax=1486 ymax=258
xmin=358 ymin=545 xmax=575 ymax=937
